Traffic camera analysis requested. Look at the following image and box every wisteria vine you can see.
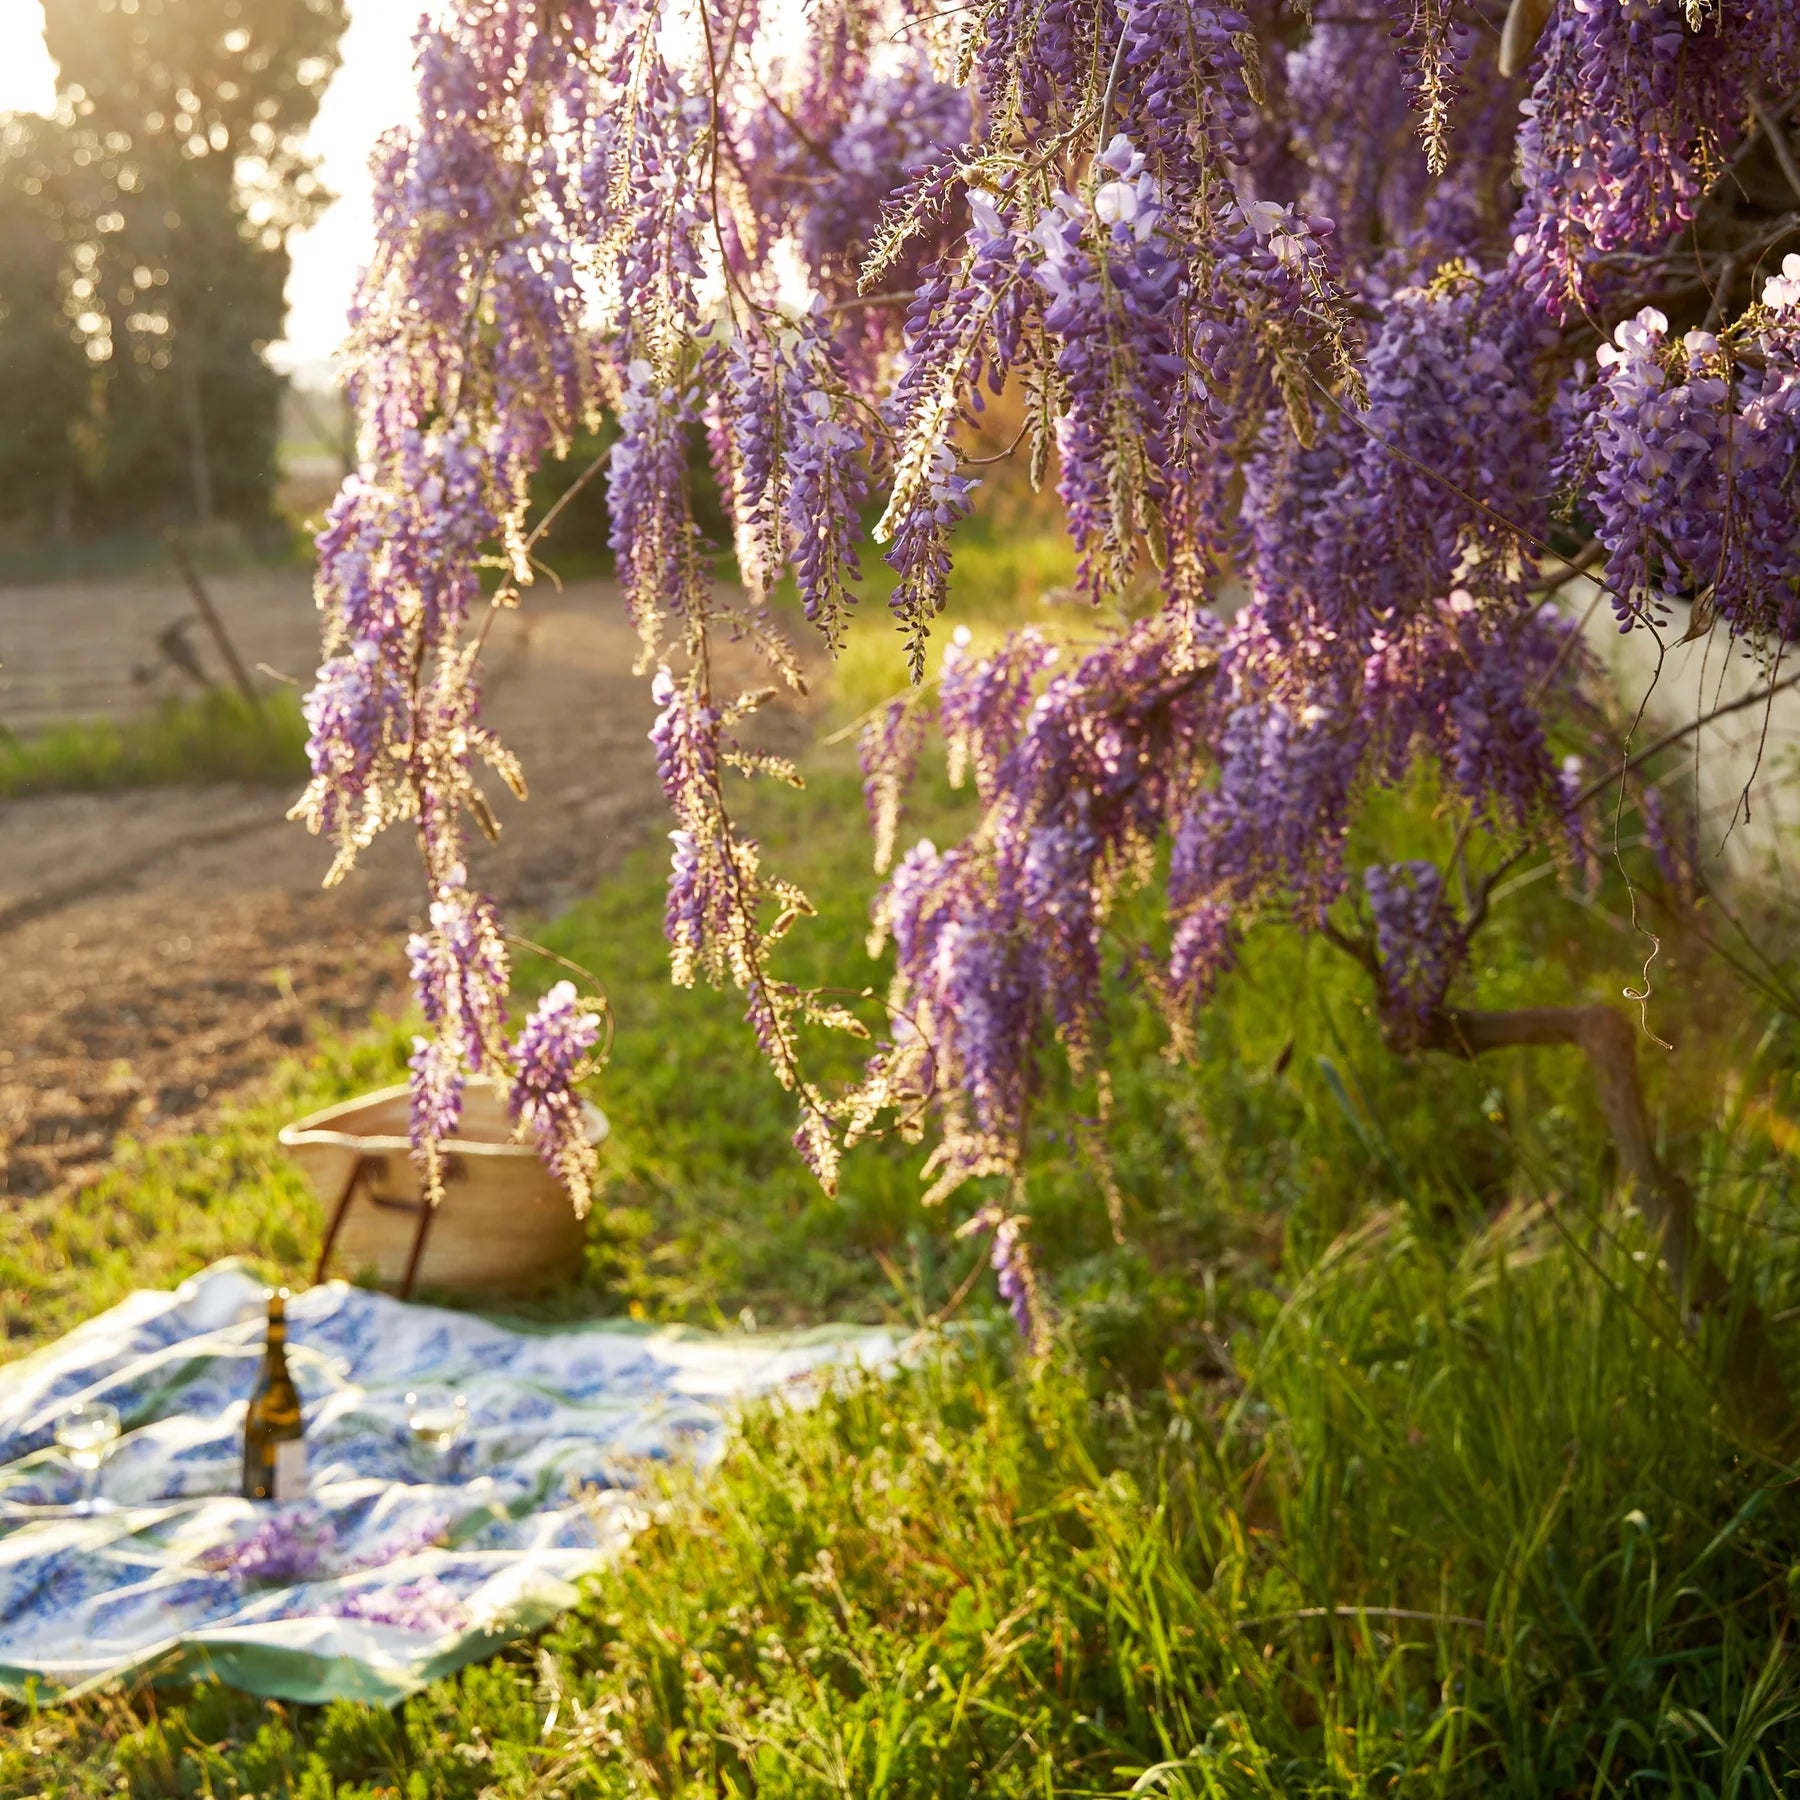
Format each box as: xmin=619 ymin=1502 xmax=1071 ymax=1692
xmin=298 ymin=0 xmax=1800 ymax=1331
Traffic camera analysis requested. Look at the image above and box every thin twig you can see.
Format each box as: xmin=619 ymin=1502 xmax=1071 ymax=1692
xmin=1526 ymin=538 xmax=1604 ymax=594
xmin=165 ymin=532 xmax=265 ymax=718
xmin=820 ymin=678 xmax=939 ymax=748
xmin=963 ymin=421 xmax=1031 ymax=465
xmin=828 ymin=291 xmax=916 ymax=316
xmin=470 ymin=448 xmax=615 ymax=661
xmin=524 ymin=447 xmax=612 ymax=558
xmin=1459 ymin=667 xmax=1800 ymax=933
xmin=1711 ymin=86 xmax=1800 ymax=202
xmin=1750 ymin=90 xmax=1800 ymax=208
xmin=927 ymin=1239 xmax=999 ymax=1330
xmin=886 ymin=0 xmax=986 ymax=42
xmin=1569 ymin=668 xmax=1800 ymax=815
xmin=1095 ymin=26 xmax=1131 ymax=155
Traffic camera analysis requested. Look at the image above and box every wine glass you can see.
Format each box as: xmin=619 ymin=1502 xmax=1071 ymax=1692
xmin=54 ymin=1401 xmax=121 ymax=1513
xmin=404 ymin=1390 xmax=468 ymax=1471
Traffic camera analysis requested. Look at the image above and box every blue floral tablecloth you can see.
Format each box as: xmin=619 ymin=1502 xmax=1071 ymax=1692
xmin=0 ymin=1262 xmax=894 ymax=1704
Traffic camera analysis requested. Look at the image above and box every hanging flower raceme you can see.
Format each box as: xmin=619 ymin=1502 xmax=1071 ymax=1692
xmin=957 ymin=1205 xmax=1051 ymax=1356
xmin=610 ymin=358 xmax=709 ymax=654
xmin=403 ymin=873 xmax=514 ymax=1201
xmin=294 ymin=422 xmax=507 ymax=884
xmin=291 ymin=1 xmax=614 ymax=1208
xmin=1584 ymin=272 xmax=1800 ymax=643
xmin=1173 ymin=678 xmax=1354 ymax=924
xmin=745 ymin=58 xmax=973 ymax=309
xmin=1114 ymin=0 xmax=1262 ymax=260
xmin=1249 ymin=262 xmax=1557 ymax=642
xmin=721 ymin=306 xmax=871 ymax=646
xmin=1363 ymin=860 xmax=1464 ymax=1031
xmin=1028 ymin=136 xmax=1185 ymax=593
xmin=870 ymin=613 xmax=1219 ymax=1207
xmin=874 ymin=195 xmax=1016 ymax=673
xmin=649 ymin=668 xmax=731 ymax=990
xmin=870 ymin=836 xmax=1035 ymax=1206
xmin=510 ymin=982 xmax=605 ymax=1214
xmin=1512 ymin=0 xmax=1799 ymax=317
xmin=1361 ymin=592 xmax=1578 ymax=834
xmin=297 ymin=635 xmax=406 ymax=873
xmin=860 ymin=695 xmax=933 ymax=877
xmin=719 ymin=333 xmax=786 ymax=603
xmin=782 ymin=303 xmax=871 ymax=650
xmin=936 ymin=625 xmax=1061 ymax=802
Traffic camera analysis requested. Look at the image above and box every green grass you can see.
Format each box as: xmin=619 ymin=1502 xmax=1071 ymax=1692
xmin=0 ymin=689 xmax=309 ymax=800
xmin=4 ymin=737 xmax=1800 ymax=1792
xmin=827 ymin=505 xmax=1083 ymax=719
xmin=0 ymin=1029 xmax=406 ymax=1352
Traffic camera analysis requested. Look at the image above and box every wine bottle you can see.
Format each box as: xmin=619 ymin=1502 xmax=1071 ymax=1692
xmin=242 ymin=1287 xmax=306 ymax=1501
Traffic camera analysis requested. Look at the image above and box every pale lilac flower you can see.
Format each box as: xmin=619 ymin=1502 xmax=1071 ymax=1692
xmin=510 ymin=981 xmax=603 ymax=1215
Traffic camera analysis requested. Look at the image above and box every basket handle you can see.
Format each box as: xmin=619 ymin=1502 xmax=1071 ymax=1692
xmin=310 ymin=1153 xmax=463 ymax=1297
xmin=311 ymin=1154 xmax=373 ymax=1288
xmin=362 ymin=1153 xmax=464 ymax=1213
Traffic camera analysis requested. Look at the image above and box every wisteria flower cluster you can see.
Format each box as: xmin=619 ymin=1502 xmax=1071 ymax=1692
xmin=1363 ymin=861 xmax=1463 ymax=1031
xmin=510 ymin=981 xmax=605 ymax=1207
xmin=321 ymin=1577 xmax=471 ymax=1639
xmin=1582 ymin=267 xmax=1800 ymax=642
xmin=304 ymin=0 xmax=1800 ymax=1334
xmin=1513 ymin=0 xmax=1799 ymax=317
xmin=198 ymin=1506 xmax=449 ymax=1587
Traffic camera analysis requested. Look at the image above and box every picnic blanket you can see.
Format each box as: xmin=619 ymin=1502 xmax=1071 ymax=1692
xmin=0 ymin=1262 xmax=894 ymax=1704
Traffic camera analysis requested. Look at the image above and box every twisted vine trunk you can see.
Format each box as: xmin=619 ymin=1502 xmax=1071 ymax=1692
xmin=1417 ymin=1003 xmax=1791 ymax=1438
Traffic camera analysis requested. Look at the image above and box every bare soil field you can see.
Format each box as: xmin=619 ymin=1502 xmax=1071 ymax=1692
xmin=0 ymin=571 xmax=810 ymax=1197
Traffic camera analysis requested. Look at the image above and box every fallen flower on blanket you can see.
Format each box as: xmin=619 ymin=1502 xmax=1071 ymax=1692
xmin=199 ymin=1509 xmax=338 ymax=1584
xmin=198 ymin=1507 xmax=450 ymax=1584
xmin=324 ymin=1577 xmax=470 ymax=1637
xmin=339 ymin=1512 xmax=454 ymax=1573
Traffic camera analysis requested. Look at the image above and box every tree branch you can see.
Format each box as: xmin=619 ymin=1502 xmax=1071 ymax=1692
xmin=1568 ymin=667 xmax=1800 ymax=816
xmin=1498 ymin=0 xmax=1552 ymax=80
xmin=1750 ymin=89 xmax=1800 ymax=208
xmin=1455 ymin=665 xmax=1800 ymax=939
xmin=1416 ymin=1001 xmax=1790 ymax=1434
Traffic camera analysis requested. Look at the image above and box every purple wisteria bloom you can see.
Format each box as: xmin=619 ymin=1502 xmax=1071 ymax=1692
xmin=510 ymin=981 xmax=604 ymax=1213
xmin=1028 ymin=137 xmax=1184 ymax=594
xmin=1584 ymin=281 xmax=1800 ymax=643
xmin=323 ymin=1578 xmax=470 ymax=1639
xmin=1364 ymin=861 xmax=1463 ymax=1029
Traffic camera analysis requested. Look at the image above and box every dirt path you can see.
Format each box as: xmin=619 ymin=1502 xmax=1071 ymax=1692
xmin=0 ymin=572 xmax=811 ymax=1198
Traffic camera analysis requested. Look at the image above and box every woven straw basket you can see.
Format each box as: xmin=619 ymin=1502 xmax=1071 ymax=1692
xmin=281 ymin=1079 xmax=608 ymax=1297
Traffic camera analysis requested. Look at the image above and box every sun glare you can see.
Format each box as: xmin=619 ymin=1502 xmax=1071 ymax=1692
xmin=0 ymin=9 xmax=57 ymax=118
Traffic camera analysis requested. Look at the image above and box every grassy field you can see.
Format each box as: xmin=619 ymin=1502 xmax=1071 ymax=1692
xmin=0 ymin=689 xmax=308 ymax=800
xmin=4 ymin=731 xmax=1800 ymax=1794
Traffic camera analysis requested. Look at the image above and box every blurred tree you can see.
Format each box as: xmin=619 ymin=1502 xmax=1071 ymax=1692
xmin=0 ymin=113 xmax=101 ymax=539
xmin=0 ymin=0 xmax=346 ymax=537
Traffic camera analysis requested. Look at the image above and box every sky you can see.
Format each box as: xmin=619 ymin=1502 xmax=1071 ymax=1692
xmin=0 ymin=0 xmax=415 ymax=379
